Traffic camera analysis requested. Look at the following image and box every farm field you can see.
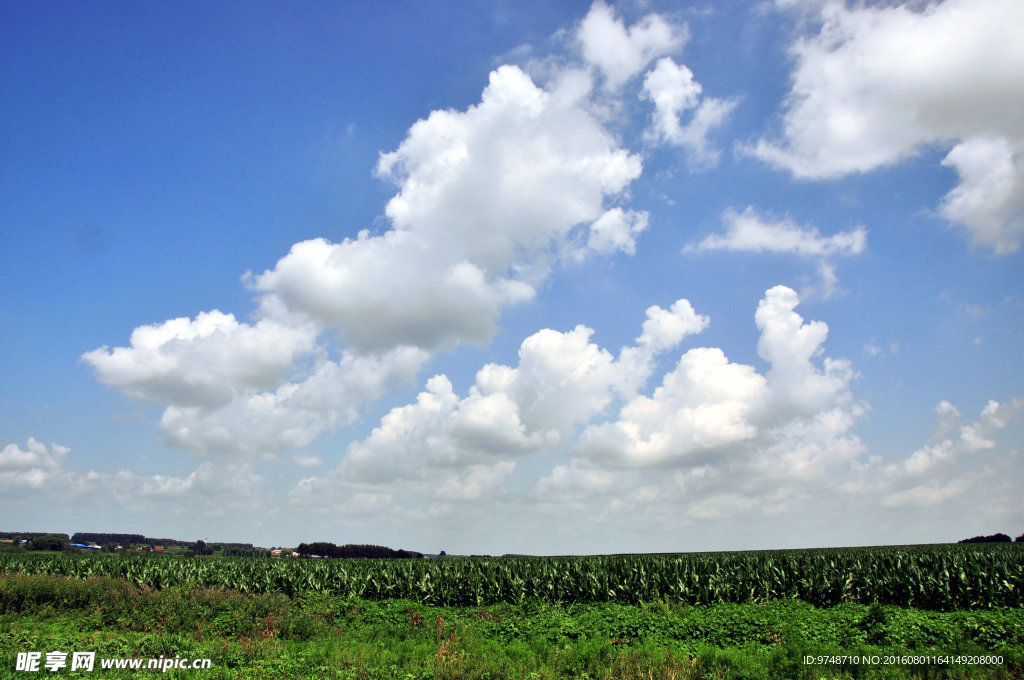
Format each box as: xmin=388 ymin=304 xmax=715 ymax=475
xmin=1 ymin=544 xmax=1022 ymax=679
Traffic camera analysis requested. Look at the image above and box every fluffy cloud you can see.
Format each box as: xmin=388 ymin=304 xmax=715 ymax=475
xmin=157 ymin=347 xmax=428 ymax=456
xmin=376 ymin=66 xmax=643 ymax=269
xmin=305 ymin=298 xmax=707 ymax=499
xmin=535 ymin=458 xmax=620 ymax=499
xmin=81 ymin=311 xmax=319 ymax=408
xmin=575 ymin=3 xmax=732 ymax=169
xmin=576 ymin=1 xmax=685 ymax=89
xmin=294 ymin=286 xmax=874 ymax=539
xmin=575 ymin=346 xmax=767 ymax=467
xmin=939 ymin=136 xmax=1024 ymax=254
xmin=106 ymin=462 xmax=265 ymax=502
xmin=755 ymin=285 xmax=857 ymax=415
xmin=516 ymin=301 xmax=1022 ymax=549
xmin=641 ymin=57 xmax=736 ymax=168
xmin=753 ymin=0 xmax=1024 ymax=252
xmin=880 ymin=399 xmax=1021 ymax=504
xmin=67 ymin=284 xmax=1024 ymax=551
xmin=0 ymin=438 xmax=69 ymax=489
xmin=86 ymin=51 xmax=660 ymax=456
xmin=687 ymin=208 xmax=866 ymax=299
xmin=587 ymin=208 xmax=649 ymax=255
xmin=785 ymin=395 xmax=1024 ymax=539
xmin=250 ymin=236 xmax=531 ymax=353
xmin=80 ymin=3 xmax=716 ymax=464
xmin=573 ymin=286 xmax=859 ymax=469
xmin=0 ymin=439 xmax=264 ymax=531
xmin=286 ymin=285 xmax=933 ymax=551
xmin=253 ymin=65 xmax=645 ymax=354
xmin=82 ymin=307 xmax=427 ymax=456
xmin=692 ymin=207 xmax=866 ymax=257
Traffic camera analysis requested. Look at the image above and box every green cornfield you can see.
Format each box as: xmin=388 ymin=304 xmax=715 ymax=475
xmin=1 ymin=543 xmax=1020 ymax=611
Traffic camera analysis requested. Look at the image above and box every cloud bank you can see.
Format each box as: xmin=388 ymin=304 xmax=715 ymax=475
xmin=55 ymin=1 xmax=1022 ymax=551
xmin=81 ymin=2 xmax=735 ymax=459
xmin=279 ymin=287 xmax=1021 ymax=552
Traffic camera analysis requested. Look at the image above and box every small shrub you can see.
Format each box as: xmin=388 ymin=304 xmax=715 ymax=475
xmin=279 ymin=610 xmax=319 ymax=641
xmin=857 ymin=602 xmax=889 ymax=645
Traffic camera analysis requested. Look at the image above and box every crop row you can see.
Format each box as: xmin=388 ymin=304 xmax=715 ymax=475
xmin=1 ymin=544 xmax=1020 ymax=610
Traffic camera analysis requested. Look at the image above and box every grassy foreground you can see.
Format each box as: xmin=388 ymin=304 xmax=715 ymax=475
xmin=2 ymin=573 xmax=1022 ymax=679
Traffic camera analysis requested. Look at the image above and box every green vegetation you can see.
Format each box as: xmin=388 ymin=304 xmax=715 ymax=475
xmin=959 ymin=534 xmax=1014 ymax=544
xmin=1 ymin=543 xmax=1021 ymax=609
xmin=296 ymin=542 xmax=425 ymax=559
xmin=1 ymin=544 xmax=1021 ymax=678
xmin=19 ymin=534 xmax=72 ymax=552
xmin=68 ymin=532 xmax=262 ymax=552
xmin=1 ymin=572 xmax=1021 ymax=679
xmin=1 ymin=531 xmax=276 ymax=557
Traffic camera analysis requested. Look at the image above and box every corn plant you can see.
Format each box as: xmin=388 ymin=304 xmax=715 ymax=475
xmin=1 ymin=543 xmax=1020 ymax=610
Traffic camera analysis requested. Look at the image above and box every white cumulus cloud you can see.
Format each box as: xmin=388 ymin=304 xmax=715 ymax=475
xmin=296 ymin=286 xmax=871 ymax=538
xmin=641 ymin=57 xmax=737 ymax=168
xmin=250 ymin=65 xmax=646 ymax=355
xmin=574 ymin=346 xmax=767 ymax=467
xmin=586 ymin=208 xmax=649 ymax=256
xmin=0 ymin=438 xmax=70 ymax=489
xmin=753 ymin=0 xmax=1024 ymax=252
xmin=306 ymin=298 xmax=708 ymax=495
xmin=156 ymin=347 xmax=428 ymax=456
xmin=885 ymin=399 xmax=1015 ymax=482
xmin=687 ymin=207 xmax=866 ymax=299
xmin=81 ymin=311 xmax=319 ymax=408
xmin=572 ymin=286 xmax=861 ymax=470
xmin=85 ymin=53 xmax=657 ymax=457
xmin=576 ymin=1 xmax=686 ymax=90
xmin=940 ymin=136 xmax=1024 ymax=254
xmin=692 ymin=207 xmax=866 ymax=257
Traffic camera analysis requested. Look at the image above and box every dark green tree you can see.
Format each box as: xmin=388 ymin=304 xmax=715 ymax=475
xmin=959 ymin=533 xmax=1012 ymax=543
xmin=26 ymin=534 xmax=68 ymax=551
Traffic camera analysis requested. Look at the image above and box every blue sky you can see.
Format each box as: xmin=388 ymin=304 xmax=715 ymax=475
xmin=2 ymin=0 xmax=1022 ymax=554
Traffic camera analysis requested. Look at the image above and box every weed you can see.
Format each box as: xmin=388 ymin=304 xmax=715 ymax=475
xmin=2 ymin=573 xmax=1022 ymax=679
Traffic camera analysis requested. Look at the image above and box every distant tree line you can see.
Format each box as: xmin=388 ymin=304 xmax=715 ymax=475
xmin=0 ymin=531 xmax=64 ymax=541
xmin=959 ymin=533 xmax=1018 ymax=543
xmin=71 ymin=533 xmax=147 ymax=546
xmin=27 ymin=534 xmax=72 ymax=551
xmin=68 ymin=533 xmax=260 ymax=551
xmin=296 ymin=542 xmax=423 ymax=559
xmin=222 ymin=546 xmax=269 ymax=557
xmin=70 ymin=532 xmax=195 ymax=547
xmin=188 ymin=540 xmax=214 ymax=556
